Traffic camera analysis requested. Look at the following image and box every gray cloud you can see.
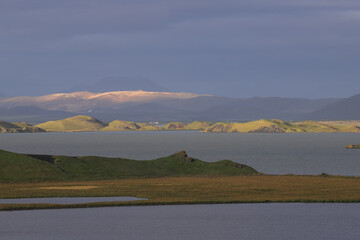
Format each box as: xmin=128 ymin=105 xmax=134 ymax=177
xmin=0 ymin=0 xmax=359 ymax=98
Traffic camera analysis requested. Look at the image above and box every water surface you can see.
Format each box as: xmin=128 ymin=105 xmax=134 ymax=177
xmin=0 ymin=203 xmax=359 ymax=240
xmin=0 ymin=131 xmax=359 ymax=175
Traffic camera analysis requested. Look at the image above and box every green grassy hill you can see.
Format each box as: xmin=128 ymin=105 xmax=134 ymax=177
xmin=101 ymin=120 xmax=160 ymax=131
xmin=10 ymin=115 xmax=360 ymax=133
xmin=203 ymin=119 xmax=360 ymax=133
xmin=184 ymin=121 xmax=212 ymax=130
xmin=163 ymin=121 xmax=212 ymax=130
xmin=0 ymin=150 xmax=68 ymax=182
xmin=0 ymin=150 xmax=257 ymax=183
xmin=35 ymin=115 xmax=106 ymax=132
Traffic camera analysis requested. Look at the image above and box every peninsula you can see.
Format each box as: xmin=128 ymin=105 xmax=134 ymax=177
xmin=1 ymin=149 xmax=360 ymax=211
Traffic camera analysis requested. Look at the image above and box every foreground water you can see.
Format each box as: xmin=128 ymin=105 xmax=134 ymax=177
xmin=0 ymin=131 xmax=359 ymax=175
xmin=0 ymin=203 xmax=359 ymax=240
xmin=1 ymin=132 xmax=359 ymax=239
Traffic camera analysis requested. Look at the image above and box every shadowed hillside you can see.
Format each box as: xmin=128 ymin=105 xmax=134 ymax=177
xmin=0 ymin=150 xmax=257 ymax=182
xmin=0 ymin=121 xmax=45 ymax=133
xmin=101 ymin=120 xmax=160 ymax=131
xmin=307 ymin=94 xmax=360 ymax=120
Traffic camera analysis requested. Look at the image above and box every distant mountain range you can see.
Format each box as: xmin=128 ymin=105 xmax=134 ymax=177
xmin=62 ymin=76 xmax=169 ymax=93
xmin=0 ymin=90 xmax=358 ymax=122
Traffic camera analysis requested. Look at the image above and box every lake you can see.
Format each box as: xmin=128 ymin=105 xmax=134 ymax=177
xmin=0 ymin=203 xmax=359 ymax=240
xmin=0 ymin=131 xmax=360 ymax=239
xmin=0 ymin=131 xmax=359 ymax=175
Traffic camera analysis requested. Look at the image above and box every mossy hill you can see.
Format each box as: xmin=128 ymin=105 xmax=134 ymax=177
xmin=0 ymin=149 xmax=257 ymax=183
xmin=0 ymin=121 xmax=45 ymax=133
xmin=35 ymin=115 xmax=106 ymax=132
xmin=203 ymin=119 xmax=360 ymax=133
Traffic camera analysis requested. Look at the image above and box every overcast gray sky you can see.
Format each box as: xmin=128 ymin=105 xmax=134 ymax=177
xmin=1 ymin=0 xmax=360 ymax=98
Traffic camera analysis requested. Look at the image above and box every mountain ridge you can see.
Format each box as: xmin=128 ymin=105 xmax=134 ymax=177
xmin=0 ymin=91 xmax=358 ymax=122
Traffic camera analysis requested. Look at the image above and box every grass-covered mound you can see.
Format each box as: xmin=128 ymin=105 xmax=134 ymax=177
xmin=203 ymin=119 xmax=360 ymax=133
xmin=35 ymin=115 xmax=106 ymax=132
xmin=0 ymin=150 xmax=67 ymax=182
xmin=0 ymin=150 xmax=257 ymax=183
xmin=101 ymin=120 xmax=160 ymax=131
xmin=163 ymin=121 xmax=212 ymax=130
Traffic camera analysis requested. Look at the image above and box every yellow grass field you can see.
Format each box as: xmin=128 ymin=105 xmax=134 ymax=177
xmin=1 ymin=175 xmax=360 ymax=211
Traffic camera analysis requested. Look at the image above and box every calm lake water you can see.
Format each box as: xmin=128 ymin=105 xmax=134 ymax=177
xmin=0 ymin=131 xmax=359 ymax=175
xmin=0 ymin=203 xmax=359 ymax=240
xmin=1 ymin=132 xmax=360 ymax=239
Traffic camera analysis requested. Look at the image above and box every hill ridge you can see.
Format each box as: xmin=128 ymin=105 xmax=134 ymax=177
xmin=0 ymin=149 xmax=257 ymax=182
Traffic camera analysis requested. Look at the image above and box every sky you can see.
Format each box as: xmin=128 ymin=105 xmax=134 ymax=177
xmin=1 ymin=0 xmax=360 ymax=98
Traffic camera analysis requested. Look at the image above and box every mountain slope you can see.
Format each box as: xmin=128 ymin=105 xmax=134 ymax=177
xmin=1 ymin=91 xmax=358 ymax=122
xmin=0 ymin=106 xmax=74 ymax=122
xmin=307 ymin=94 xmax=360 ymax=120
xmin=0 ymin=91 xmax=202 ymax=113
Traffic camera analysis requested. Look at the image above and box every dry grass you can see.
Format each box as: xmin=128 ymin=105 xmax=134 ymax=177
xmin=1 ymin=175 xmax=360 ymax=211
xmin=38 ymin=186 xmax=100 ymax=190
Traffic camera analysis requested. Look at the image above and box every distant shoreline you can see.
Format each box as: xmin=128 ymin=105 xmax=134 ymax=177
xmin=1 ymin=115 xmax=360 ymax=133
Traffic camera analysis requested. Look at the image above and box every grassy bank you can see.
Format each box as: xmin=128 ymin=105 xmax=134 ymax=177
xmin=1 ymin=175 xmax=360 ymax=211
xmin=0 ymin=150 xmax=257 ymax=183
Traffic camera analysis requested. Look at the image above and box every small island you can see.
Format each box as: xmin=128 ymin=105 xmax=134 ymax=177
xmin=346 ymin=144 xmax=360 ymax=149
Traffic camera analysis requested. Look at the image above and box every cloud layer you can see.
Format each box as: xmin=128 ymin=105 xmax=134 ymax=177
xmin=1 ymin=0 xmax=360 ymax=97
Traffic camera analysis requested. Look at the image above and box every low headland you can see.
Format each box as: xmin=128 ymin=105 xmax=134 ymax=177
xmin=1 ymin=149 xmax=360 ymax=211
xmin=1 ymin=115 xmax=360 ymax=133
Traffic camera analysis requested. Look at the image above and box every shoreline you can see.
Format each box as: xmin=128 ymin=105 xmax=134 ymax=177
xmin=2 ymin=199 xmax=360 ymax=212
xmin=1 ymin=175 xmax=360 ymax=211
